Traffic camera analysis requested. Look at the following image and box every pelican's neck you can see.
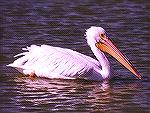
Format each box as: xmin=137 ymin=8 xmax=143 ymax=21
xmin=90 ymin=45 xmax=111 ymax=78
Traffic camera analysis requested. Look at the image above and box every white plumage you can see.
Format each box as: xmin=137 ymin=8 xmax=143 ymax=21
xmin=9 ymin=45 xmax=103 ymax=80
xmin=7 ymin=26 xmax=141 ymax=81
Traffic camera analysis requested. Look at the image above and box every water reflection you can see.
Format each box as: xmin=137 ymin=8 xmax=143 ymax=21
xmin=9 ymin=76 xmax=149 ymax=112
xmin=12 ymin=77 xmax=111 ymax=111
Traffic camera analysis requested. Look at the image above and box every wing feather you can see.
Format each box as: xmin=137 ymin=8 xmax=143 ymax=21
xmin=8 ymin=45 xmax=101 ymax=79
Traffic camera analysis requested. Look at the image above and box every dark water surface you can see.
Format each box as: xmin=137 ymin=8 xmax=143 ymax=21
xmin=1 ymin=0 xmax=150 ymax=113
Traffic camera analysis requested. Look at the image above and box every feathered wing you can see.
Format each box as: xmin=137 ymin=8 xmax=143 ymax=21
xmin=7 ymin=45 xmax=102 ymax=80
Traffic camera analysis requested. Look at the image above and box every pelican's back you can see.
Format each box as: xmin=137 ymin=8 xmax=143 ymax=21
xmin=7 ymin=45 xmax=101 ymax=80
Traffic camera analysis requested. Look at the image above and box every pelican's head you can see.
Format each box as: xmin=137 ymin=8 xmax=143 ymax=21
xmin=85 ymin=26 xmax=141 ymax=79
xmin=86 ymin=26 xmax=106 ymax=46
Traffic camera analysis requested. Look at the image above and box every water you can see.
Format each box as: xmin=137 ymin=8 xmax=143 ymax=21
xmin=1 ymin=0 xmax=149 ymax=113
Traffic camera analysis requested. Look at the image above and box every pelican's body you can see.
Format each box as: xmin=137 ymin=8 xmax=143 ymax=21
xmin=7 ymin=27 xmax=141 ymax=81
xmin=9 ymin=45 xmax=108 ymax=81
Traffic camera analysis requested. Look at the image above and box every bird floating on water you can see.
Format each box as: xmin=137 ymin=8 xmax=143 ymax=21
xmin=7 ymin=26 xmax=141 ymax=81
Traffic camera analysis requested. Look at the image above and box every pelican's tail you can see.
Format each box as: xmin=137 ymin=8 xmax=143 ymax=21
xmin=7 ymin=63 xmax=24 ymax=74
xmin=7 ymin=45 xmax=39 ymax=74
xmin=7 ymin=53 xmax=28 ymax=74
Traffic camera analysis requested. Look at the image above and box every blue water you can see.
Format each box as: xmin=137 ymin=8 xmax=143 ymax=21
xmin=1 ymin=1 xmax=149 ymax=113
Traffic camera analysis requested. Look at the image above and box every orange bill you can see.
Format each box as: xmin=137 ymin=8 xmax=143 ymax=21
xmin=96 ymin=38 xmax=141 ymax=79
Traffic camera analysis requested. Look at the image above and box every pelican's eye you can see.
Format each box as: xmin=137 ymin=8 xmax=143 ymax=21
xmin=99 ymin=33 xmax=105 ymax=39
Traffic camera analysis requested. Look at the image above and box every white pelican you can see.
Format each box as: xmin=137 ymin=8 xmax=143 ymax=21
xmin=7 ymin=26 xmax=141 ymax=81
